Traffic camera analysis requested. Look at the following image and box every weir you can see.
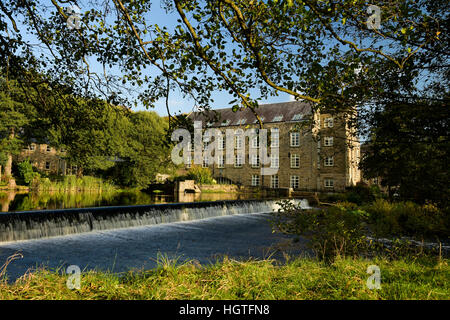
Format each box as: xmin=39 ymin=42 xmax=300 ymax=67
xmin=0 ymin=199 xmax=310 ymax=242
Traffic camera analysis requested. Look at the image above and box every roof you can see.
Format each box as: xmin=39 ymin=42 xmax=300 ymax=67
xmin=188 ymin=100 xmax=313 ymax=127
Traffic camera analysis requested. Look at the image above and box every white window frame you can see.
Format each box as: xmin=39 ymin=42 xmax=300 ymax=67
xmin=324 ymin=137 xmax=334 ymax=147
xmin=251 ymin=154 xmax=260 ymax=168
xmin=290 ymin=132 xmax=300 ymax=147
xmin=325 ymin=117 xmax=334 ymax=128
xmin=271 ymin=175 xmax=279 ymax=188
xmin=270 ymin=154 xmax=279 ymax=168
xmin=217 ymin=155 xmax=225 ymax=168
xmin=290 ymin=175 xmax=299 ymax=189
xmin=324 ymin=157 xmax=334 ymax=167
xmin=324 ymin=179 xmax=334 ymax=188
xmin=251 ymin=135 xmax=260 ymax=149
xmin=218 ymin=136 xmax=225 ymax=150
xmin=235 ymin=154 xmax=243 ymax=167
xmin=290 ymin=154 xmax=300 ymax=168
xmin=202 ymin=157 xmax=209 ymax=168
xmin=273 ymin=115 xmax=283 ymax=122
xmin=235 ymin=135 xmax=243 ymax=150
xmin=271 ymin=128 xmax=279 ymax=148
xmin=251 ymin=175 xmax=260 ymax=186
xmin=186 ymin=155 xmax=192 ymax=168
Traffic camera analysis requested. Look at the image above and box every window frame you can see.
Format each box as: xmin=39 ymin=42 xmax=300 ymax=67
xmin=290 ymin=132 xmax=300 ymax=147
xmin=290 ymin=153 xmax=300 ymax=168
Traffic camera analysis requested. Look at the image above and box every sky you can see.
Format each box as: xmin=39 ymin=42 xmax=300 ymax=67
xmin=23 ymin=0 xmax=294 ymax=117
xmin=12 ymin=0 xmax=411 ymax=118
xmin=126 ymin=3 xmax=294 ymax=116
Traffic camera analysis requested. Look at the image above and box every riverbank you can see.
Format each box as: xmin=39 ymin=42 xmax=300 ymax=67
xmin=1 ymin=255 xmax=448 ymax=299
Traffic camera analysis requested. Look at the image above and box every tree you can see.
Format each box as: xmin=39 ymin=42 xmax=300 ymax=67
xmin=360 ymin=100 xmax=449 ymax=205
xmin=0 ymin=0 xmax=446 ymax=127
xmin=104 ymin=111 xmax=174 ymax=188
xmin=0 ymin=78 xmax=36 ymax=181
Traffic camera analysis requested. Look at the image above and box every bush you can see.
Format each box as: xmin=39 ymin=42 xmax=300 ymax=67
xmin=271 ymin=200 xmax=370 ymax=262
xmin=319 ymin=183 xmax=385 ymax=206
xmin=17 ymin=160 xmax=40 ymax=185
xmin=366 ymin=199 xmax=448 ymax=240
xmin=184 ymin=166 xmax=215 ymax=185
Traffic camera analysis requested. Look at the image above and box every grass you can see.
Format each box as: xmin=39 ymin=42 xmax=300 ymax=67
xmin=0 ymin=255 xmax=448 ymax=300
xmin=36 ymin=175 xmax=117 ymax=192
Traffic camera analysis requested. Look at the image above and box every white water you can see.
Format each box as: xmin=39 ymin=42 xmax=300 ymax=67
xmin=0 ymin=199 xmax=310 ymax=242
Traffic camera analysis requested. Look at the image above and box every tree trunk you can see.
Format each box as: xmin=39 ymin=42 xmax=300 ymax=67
xmin=76 ymin=166 xmax=83 ymax=178
xmin=4 ymin=153 xmax=12 ymax=177
xmin=4 ymin=128 xmax=15 ymax=185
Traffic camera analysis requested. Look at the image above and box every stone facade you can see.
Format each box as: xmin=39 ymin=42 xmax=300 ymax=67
xmin=15 ymin=143 xmax=71 ymax=175
xmin=186 ymin=101 xmax=361 ymax=192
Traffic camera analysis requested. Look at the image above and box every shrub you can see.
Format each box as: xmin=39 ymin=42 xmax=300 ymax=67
xmin=366 ymin=199 xmax=448 ymax=240
xmin=17 ymin=160 xmax=40 ymax=185
xmin=184 ymin=166 xmax=215 ymax=185
xmin=271 ymin=200 xmax=370 ymax=262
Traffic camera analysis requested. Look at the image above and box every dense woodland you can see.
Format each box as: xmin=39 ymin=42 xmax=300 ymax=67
xmin=0 ymin=79 xmax=174 ymax=188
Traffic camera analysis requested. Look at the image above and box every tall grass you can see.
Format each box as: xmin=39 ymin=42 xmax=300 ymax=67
xmin=0 ymin=255 xmax=448 ymax=300
xmin=35 ymin=175 xmax=116 ymax=192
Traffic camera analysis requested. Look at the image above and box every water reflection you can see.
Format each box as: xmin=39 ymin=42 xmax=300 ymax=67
xmin=0 ymin=190 xmax=269 ymax=212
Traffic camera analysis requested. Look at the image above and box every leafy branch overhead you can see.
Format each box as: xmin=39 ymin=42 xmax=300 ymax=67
xmin=0 ymin=0 xmax=446 ymax=120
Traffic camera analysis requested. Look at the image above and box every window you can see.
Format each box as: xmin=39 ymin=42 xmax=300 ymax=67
xmin=218 ymin=136 xmax=225 ymax=150
xmin=217 ymin=155 xmax=225 ymax=168
xmin=45 ymin=161 xmax=51 ymax=170
xmin=290 ymin=132 xmax=300 ymax=147
xmin=270 ymin=154 xmax=279 ymax=168
xmin=271 ymin=175 xmax=279 ymax=188
xmin=324 ymin=117 xmax=334 ymax=128
xmin=251 ymin=154 xmax=260 ymax=168
xmin=235 ymin=135 xmax=243 ymax=149
xmin=235 ymin=154 xmax=243 ymax=167
xmin=236 ymin=118 xmax=246 ymax=125
xmin=271 ymin=128 xmax=279 ymax=148
xmin=30 ymin=144 xmax=36 ymax=151
xmin=251 ymin=175 xmax=260 ymax=186
xmin=202 ymin=157 xmax=209 ymax=168
xmin=290 ymin=154 xmax=300 ymax=168
xmin=290 ymin=175 xmax=299 ymax=189
xmin=292 ymin=114 xmax=303 ymax=121
xmin=251 ymin=135 xmax=260 ymax=148
xmin=46 ymin=145 xmax=51 ymax=152
xmin=253 ymin=117 xmax=265 ymax=123
xmin=221 ymin=119 xmax=231 ymax=126
xmin=186 ymin=155 xmax=192 ymax=169
xmin=324 ymin=137 xmax=334 ymax=146
xmin=272 ymin=115 xmax=283 ymax=122
xmin=324 ymin=157 xmax=334 ymax=166
xmin=324 ymin=179 xmax=334 ymax=188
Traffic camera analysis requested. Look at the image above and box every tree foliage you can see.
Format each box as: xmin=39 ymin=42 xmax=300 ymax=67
xmin=360 ymin=101 xmax=449 ymax=205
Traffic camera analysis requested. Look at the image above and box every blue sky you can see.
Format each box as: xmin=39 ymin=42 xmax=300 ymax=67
xmin=128 ymin=3 xmax=294 ymax=116
xmin=17 ymin=1 xmax=294 ymax=117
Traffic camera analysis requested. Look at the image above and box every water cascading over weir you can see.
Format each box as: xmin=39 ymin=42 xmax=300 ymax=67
xmin=0 ymin=199 xmax=310 ymax=242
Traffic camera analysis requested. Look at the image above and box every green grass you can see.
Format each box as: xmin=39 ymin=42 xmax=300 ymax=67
xmin=36 ymin=175 xmax=117 ymax=192
xmin=0 ymin=256 xmax=448 ymax=300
